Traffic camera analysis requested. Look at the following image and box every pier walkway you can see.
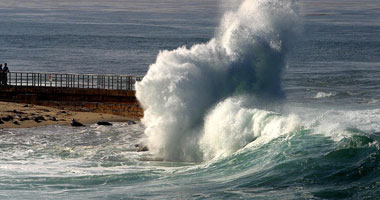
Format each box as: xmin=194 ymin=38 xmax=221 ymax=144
xmin=0 ymin=72 xmax=144 ymax=118
xmin=4 ymin=71 xmax=143 ymax=91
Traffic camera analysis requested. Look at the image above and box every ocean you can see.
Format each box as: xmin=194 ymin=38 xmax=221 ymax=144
xmin=1 ymin=0 xmax=380 ymax=199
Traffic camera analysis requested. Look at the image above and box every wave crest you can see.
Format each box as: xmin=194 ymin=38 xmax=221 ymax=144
xmin=135 ymin=0 xmax=300 ymax=162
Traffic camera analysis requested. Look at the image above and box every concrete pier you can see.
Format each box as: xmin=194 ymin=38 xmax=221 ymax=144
xmin=0 ymin=72 xmax=143 ymax=118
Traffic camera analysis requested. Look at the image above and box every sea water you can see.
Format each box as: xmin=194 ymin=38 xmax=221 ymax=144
xmin=1 ymin=0 xmax=380 ymax=199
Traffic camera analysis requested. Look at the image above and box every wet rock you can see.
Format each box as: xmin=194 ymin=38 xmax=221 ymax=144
xmin=137 ymin=145 xmax=149 ymax=152
xmin=135 ymin=144 xmax=149 ymax=152
xmin=97 ymin=121 xmax=112 ymax=126
xmin=34 ymin=116 xmax=46 ymax=121
xmin=2 ymin=115 xmax=13 ymax=121
xmin=12 ymin=110 xmax=26 ymax=114
xmin=22 ymin=117 xmax=30 ymax=121
xmin=127 ymin=120 xmax=136 ymax=125
xmin=71 ymin=119 xmax=85 ymax=127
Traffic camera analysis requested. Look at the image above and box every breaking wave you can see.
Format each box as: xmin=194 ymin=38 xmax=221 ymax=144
xmin=135 ymin=0 xmax=300 ymax=162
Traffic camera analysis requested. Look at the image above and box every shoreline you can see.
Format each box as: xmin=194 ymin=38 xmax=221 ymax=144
xmin=0 ymin=101 xmax=139 ymax=129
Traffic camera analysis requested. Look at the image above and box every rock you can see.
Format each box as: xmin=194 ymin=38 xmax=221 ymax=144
xmin=49 ymin=117 xmax=57 ymax=121
xmin=0 ymin=120 xmax=3 ymax=124
xmin=135 ymin=143 xmax=149 ymax=152
xmin=60 ymin=111 xmax=66 ymax=114
xmin=12 ymin=110 xmax=26 ymax=114
xmin=127 ymin=120 xmax=136 ymax=125
xmin=13 ymin=121 xmax=20 ymax=125
xmin=137 ymin=145 xmax=149 ymax=152
xmin=71 ymin=119 xmax=85 ymax=127
xmin=34 ymin=118 xmax=42 ymax=123
xmin=34 ymin=116 xmax=46 ymax=121
xmin=23 ymin=105 xmax=29 ymax=107
xmin=97 ymin=121 xmax=112 ymax=126
xmin=22 ymin=117 xmax=30 ymax=121
xmin=2 ymin=115 xmax=13 ymax=121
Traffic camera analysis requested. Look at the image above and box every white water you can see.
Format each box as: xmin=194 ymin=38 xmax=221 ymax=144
xmin=136 ymin=0 xmax=300 ymax=162
xmin=314 ymin=92 xmax=336 ymax=99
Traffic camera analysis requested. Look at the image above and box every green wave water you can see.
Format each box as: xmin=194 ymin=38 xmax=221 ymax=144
xmin=1 ymin=108 xmax=380 ymax=199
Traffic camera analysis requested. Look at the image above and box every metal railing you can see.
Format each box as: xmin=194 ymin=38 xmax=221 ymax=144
xmin=2 ymin=71 xmax=143 ymax=91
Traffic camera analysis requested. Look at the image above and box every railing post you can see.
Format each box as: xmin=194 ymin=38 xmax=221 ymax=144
xmin=103 ymin=76 xmax=106 ymax=89
xmin=125 ymin=76 xmax=128 ymax=90
xmin=108 ymin=76 xmax=110 ymax=90
xmin=116 ymin=76 xmax=118 ymax=90
xmin=130 ymin=76 xmax=133 ymax=90
xmin=111 ymin=76 xmax=113 ymax=90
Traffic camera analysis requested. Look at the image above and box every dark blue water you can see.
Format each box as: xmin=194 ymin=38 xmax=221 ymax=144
xmin=0 ymin=0 xmax=220 ymax=75
xmin=1 ymin=0 xmax=380 ymax=199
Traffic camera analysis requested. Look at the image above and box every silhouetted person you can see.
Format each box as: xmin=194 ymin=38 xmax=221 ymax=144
xmin=0 ymin=64 xmax=3 ymax=85
xmin=2 ymin=63 xmax=9 ymax=85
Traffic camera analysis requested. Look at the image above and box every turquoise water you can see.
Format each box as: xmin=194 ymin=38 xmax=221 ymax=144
xmin=1 ymin=0 xmax=380 ymax=199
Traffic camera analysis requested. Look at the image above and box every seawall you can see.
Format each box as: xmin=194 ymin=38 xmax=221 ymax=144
xmin=0 ymin=85 xmax=143 ymax=118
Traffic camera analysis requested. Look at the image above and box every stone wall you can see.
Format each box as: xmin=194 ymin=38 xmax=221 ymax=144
xmin=0 ymin=85 xmax=143 ymax=117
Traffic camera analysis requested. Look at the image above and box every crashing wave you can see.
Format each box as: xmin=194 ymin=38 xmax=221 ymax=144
xmin=136 ymin=0 xmax=300 ymax=162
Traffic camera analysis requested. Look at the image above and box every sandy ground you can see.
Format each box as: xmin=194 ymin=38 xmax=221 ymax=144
xmin=0 ymin=101 xmax=138 ymax=129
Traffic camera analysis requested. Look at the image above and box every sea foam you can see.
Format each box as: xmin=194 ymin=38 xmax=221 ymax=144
xmin=136 ymin=0 xmax=300 ymax=162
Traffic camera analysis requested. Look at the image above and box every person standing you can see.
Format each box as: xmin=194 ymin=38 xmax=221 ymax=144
xmin=0 ymin=64 xmax=3 ymax=85
xmin=2 ymin=63 xmax=9 ymax=85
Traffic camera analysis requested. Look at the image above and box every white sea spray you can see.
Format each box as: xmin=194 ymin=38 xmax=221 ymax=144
xmin=136 ymin=0 xmax=300 ymax=162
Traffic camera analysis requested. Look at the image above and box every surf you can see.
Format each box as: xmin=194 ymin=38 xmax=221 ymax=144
xmin=135 ymin=0 xmax=300 ymax=162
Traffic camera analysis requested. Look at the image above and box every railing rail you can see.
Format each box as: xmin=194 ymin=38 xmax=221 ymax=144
xmin=1 ymin=71 xmax=143 ymax=91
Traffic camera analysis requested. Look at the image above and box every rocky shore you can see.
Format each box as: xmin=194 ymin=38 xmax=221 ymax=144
xmin=0 ymin=101 xmax=138 ymax=129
